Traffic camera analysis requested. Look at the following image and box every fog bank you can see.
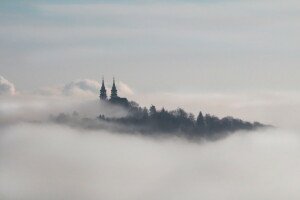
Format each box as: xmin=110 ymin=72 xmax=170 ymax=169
xmin=0 ymin=96 xmax=128 ymax=127
xmin=0 ymin=123 xmax=299 ymax=200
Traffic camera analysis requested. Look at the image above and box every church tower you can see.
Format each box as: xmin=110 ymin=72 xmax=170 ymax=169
xmin=111 ymin=77 xmax=118 ymax=98
xmin=99 ymin=77 xmax=107 ymax=100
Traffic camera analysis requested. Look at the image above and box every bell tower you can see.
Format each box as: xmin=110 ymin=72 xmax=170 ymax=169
xmin=111 ymin=77 xmax=118 ymax=98
xmin=99 ymin=77 xmax=107 ymax=100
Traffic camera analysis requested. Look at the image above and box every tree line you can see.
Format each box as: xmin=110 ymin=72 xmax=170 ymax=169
xmin=98 ymin=101 xmax=266 ymax=140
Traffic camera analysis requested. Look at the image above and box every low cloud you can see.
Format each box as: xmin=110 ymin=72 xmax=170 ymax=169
xmin=0 ymin=79 xmax=299 ymax=200
xmin=29 ymin=79 xmax=134 ymax=99
xmin=62 ymin=79 xmax=100 ymax=96
xmin=0 ymin=123 xmax=299 ymax=200
xmin=118 ymin=81 xmax=134 ymax=96
xmin=0 ymin=95 xmax=128 ymax=128
xmin=0 ymin=76 xmax=15 ymax=95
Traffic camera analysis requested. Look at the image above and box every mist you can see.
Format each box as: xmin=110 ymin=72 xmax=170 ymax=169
xmin=1 ymin=122 xmax=300 ymax=200
xmin=0 ymin=80 xmax=299 ymax=199
xmin=1 ymin=0 xmax=299 ymax=198
xmin=0 ymin=95 xmax=128 ymax=127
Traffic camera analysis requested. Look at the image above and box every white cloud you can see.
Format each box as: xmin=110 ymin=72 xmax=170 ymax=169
xmin=0 ymin=75 xmax=15 ymax=95
xmin=57 ymin=79 xmax=133 ymax=98
xmin=118 ymin=81 xmax=134 ymax=96
xmin=0 ymin=95 xmax=129 ymax=127
xmin=0 ymin=123 xmax=299 ymax=200
xmin=0 ymin=77 xmax=134 ymax=99
xmin=62 ymin=79 xmax=100 ymax=96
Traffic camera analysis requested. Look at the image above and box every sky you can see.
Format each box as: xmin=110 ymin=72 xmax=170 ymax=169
xmin=1 ymin=0 xmax=300 ymax=94
xmin=1 ymin=0 xmax=300 ymax=130
xmin=1 ymin=1 xmax=300 ymax=199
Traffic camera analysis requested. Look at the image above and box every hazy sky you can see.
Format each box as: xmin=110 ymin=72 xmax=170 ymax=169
xmin=1 ymin=2 xmax=300 ymax=199
xmin=1 ymin=0 xmax=300 ymax=93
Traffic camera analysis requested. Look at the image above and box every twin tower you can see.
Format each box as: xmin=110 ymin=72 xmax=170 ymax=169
xmin=99 ymin=78 xmax=117 ymax=100
xmin=100 ymin=78 xmax=130 ymax=107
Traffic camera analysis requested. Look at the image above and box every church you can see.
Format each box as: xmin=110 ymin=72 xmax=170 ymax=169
xmin=100 ymin=78 xmax=130 ymax=107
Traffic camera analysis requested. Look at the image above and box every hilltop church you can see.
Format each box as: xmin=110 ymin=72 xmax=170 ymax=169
xmin=100 ymin=78 xmax=130 ymax=107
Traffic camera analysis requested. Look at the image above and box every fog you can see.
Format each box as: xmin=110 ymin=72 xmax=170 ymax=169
xmin=1 ymin=0 xmax=299 ymax=197
xmin=1 ymin=122 xmax=300 ymax=200
xmin=0 ymin=95 xmax=128 ymax=127
xmin=1 ymin=91 xmax=300 ymax=199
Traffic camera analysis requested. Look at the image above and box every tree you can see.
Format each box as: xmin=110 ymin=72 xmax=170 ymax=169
xmin=188 ymin=113 xmax=195 ymax=121
xmin=196 ymin=112 xmax=205 ymax=128
xmin=174 ymin=108 xmax=188 ymax=119
xmin=142 ymin=107 xmax=149 ymax=118
xmin=129 ymin=101 xmax=139 ymax=108
xmin=150 ymin=105 xmax=157 ymax=116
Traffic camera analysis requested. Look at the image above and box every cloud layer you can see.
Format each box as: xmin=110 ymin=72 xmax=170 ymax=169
xmin=0 ymin=123 xmax=299 ymax=200
xmin=0 ymin=75 xmax=299 ymax=200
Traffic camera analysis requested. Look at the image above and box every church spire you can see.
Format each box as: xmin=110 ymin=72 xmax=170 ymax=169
xmin=111 ymin=77 xmax=118 ymax=98
xmin=100 ymin=77 xmax=107 ymax=100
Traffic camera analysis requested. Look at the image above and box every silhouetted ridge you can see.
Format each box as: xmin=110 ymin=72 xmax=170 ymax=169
xmin=49 ymin=79 xmax=270 ymax=140
xmin=98 ymin=101 xmax=267 ymax=140
xmin=98 ymin=79 xmax=265 ymax=139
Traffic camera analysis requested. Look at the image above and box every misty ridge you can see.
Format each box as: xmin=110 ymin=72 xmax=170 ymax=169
xmin=1 ymin=77 xmax=298 ymax=200
xmin=47 ymin=78 xmax=269 ymax=140
xmin=52 ymin=98 xmax=268 ymax=141
xmin=100 ymin=102 xmax=267 ymax=139
xmin=0 ymin=75 xmax=270 ymax=141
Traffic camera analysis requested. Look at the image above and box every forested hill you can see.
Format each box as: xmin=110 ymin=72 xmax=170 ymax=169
xmin=98 ymin=101 xmax=268 ymax=140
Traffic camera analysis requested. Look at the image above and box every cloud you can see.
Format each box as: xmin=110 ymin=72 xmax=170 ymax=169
xmin=118 ymin=81 xmax=134 ymax=96
xmin=0 ymin=95 xmax=130 ymax=128
xmin=0 ymin=123 xmax=299 ymax=200
xmin=1 ymin=75 xmax=300 ymax=132
xmin=0 ymin=77 xmax=134 ymax=100
xmin=62 ymin=79 xmax=100 ymax=96
xmin=0 ymin=76 xmax=15 ymax=95
xmin=23 ymin=79 xmax=100 ymax=97
xmin=0 ymin=78 xmax=100 ymax=98
xmin=35 ymin=79 xmax=134 ymax=98
xmin=2 ymin=76 xmax=300 ymax=131
xmin=0 ymin=76 xmax=299 ymax=200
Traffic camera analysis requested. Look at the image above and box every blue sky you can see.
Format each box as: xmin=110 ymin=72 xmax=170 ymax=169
xmin=0 ymin=0 xmax=300 ymax=93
